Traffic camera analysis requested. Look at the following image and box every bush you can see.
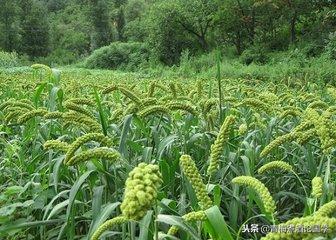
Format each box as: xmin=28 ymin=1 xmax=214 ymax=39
xmin=240 ymin=46 xmax=269 ymax=65
xmin=0 ymin=51 xmax=20 ymax=68
xmin=325 ymin=31 xmax=336 ymax=60
xmin=84 ymin=42 xmax=150 ymax=70
xmin=36 ymin=49 xmax=82 ymax=67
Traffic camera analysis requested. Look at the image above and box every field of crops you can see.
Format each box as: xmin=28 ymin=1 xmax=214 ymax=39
xmin=0 ymin=65 xmax=335 ymax=240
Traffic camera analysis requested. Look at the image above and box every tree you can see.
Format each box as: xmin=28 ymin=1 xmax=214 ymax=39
xmin=89 ymin=0 xmax=113 ymax=49
xmin=123 ymin=0 xmax=149 ymax=42
xmin=115 ymin=7 xmax=126 ymax=41
xmin=0 ymin=0 xmax=21 ymax=52
xmin=49 ymin=2 xmax=91 ymax=63
xmin=20 ymin=0 xmax=50 ymax=57
xmin=257 ymin=0 xmax=314 ymax=44
xmin=146 ymin=1 xmax=196 ymax=65
xmin=215 ymin=0 xmax=257 ymax=54
xmin=174 ymin=0 xmax=217 ymax=52
xmin=114 ymin=0 xmax=127 ymax=41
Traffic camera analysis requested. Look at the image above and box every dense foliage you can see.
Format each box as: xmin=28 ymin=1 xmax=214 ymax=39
xmin=84 ymin=42 xmax=149 ymax=70
xmin=0 ymin=0 xmax=335 ymax=66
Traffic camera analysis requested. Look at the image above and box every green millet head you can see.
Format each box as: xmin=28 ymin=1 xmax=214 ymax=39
xmin=311 ymin=177 xmax=323 ymax=198
xmin=315 ymin=200 xmax=336 ymax=217
xmin=292 ymin=121 xmax=313 ymax=133
xmin=182 ymin=211 xmax=207 ymax=221
xmin=236 ymin=98 xmax=270 ymax=113
xmin=258 ymin=92 xmax=279 ymax=105
xmin=165 ymin=101 xmax=197 ymax=116
xmin=180 ymin=155 xmax=213 ymax=210
xmin=207 ymin=115 xmax=236 ymax=176
xmin=63 ymin=111 xmax=101 ymax=132
xmin=31 ymin=63 xmax=53 ymax=75
xmin=44 ymin=111 xmax=64 ymax=120
xmin=101 ymin=84 xmax=119 ymax=94
xmin=307 ymin=100 xmax=329 ymax=110
xmin=110 ymin=108 xmax=124 ymax=122
xmin=147 ymin=82 xmax=155 ymax=97
xmin=140 ymin=97 xmax=158 ymax=107
xmin=91 ymin=216 xmax=127 ymax=240
xmin=64 ymin=133 xmax=114 ymax=164
xmin=17 ymin=108 xmax=48 ymax=124
xmin=4 ymin=108 xmax=26 ymax=124
xmin=67 ymin=98 xmax=95 ymax=106
xmin=119 ymin=86 xmax=141 ymax=104
xmin=169 ymin=83 xmax=177 ymax=97
xmin=0 ymin=99 xmax=34 ymax=111
xmin=232 ymin=176 xmax=276 ymax=215
xmin=202 ymin=98 xmax=218 ymax=113
xmin=64 ymin=101 xmax=94 ymax=118
xmin=238 ymin=123 xmax=248 ymax=135
xmin=66 ymin=147 xmax=120 ymax=166
xmin=279 ymin=109 xmax=302 ymax=119
xmin=304 ymin=108 xmax=335 ymax=153
xmin=138 ymin=105 xmax=171 ymax=118
xmin=167 ymin=211 xmax=207 ymax=236
xmin=258 ymin=161 xmax=294 ymax=174
xmin=295 ymin=129 xmax=316 ymax=145
xmin=44 ymin=140 xmax=69 ymax=152
xmin=188 ymin=89 xmax=197 ymax=99
xmin=120 ymin=163 xmax=162 ymax=220
xmin=260 ymin=133 xmax=297 ymax=158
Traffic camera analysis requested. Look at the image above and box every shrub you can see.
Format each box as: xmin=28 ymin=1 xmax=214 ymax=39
xmin=0 ymin=51 xmax=20 ymax=68
xmin=325 ymin=31 xmax=336 ymax=60
xmin=84 ymin=42 xmax=150 ymax=70
xmin=240 ymin=46 xmax=269 ymax=65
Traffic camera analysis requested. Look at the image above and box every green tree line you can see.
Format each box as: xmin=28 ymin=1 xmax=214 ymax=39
xmin=0 ymin=0 xmax=335 ymax=65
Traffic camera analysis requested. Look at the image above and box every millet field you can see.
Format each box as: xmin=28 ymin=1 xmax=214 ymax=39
xmin=0 ymin=64 xmax=335 ymax=240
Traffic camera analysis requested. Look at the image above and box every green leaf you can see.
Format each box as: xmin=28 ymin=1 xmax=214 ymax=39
xmin=0 ymin=219 xmax=63 ymax=235
xmin=42 ymin=190 xmax=70 ymax=220
xmin=4 ymin=186 xmax=24 ymax=196
xmin=33 ymin=82 xmax=47 ymax=107
xmin=204 ymin=206 xmax=234 ymax=240
xmin=47 ymin=199 xmax=70 ymax=220
xmin=87 ymin=202 xmax=121 ymax=239
xmin=119 ymin=114 xmax=133 ymax=157
xmin=64 ymin=170 xmax=95 ymax=237
xmin=0 ymin=203 xmax=23 ymax=217
xmin=139 ymin=210 xmax=153 ymax=240
xmin=94 ymin=88 xmax=108 ymax=135
xmin=157 ymin=135 xmax=178 ymax=160
xmin=156 ymin=214 xmax=201 ymax=240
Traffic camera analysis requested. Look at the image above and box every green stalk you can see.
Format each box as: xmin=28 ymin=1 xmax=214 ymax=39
xmin=216 ymin=49 xmax=223 ymax=123
xmin=154 ymin=202 xmax=159 ymax=240
xmin=293 ymin=171 xmax=309 ymax=212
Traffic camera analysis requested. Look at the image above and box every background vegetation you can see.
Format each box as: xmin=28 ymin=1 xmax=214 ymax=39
xmin=0 ymin=0 xmax=335 ymax=75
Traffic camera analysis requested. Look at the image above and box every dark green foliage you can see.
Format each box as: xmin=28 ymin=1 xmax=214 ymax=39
xmin=0 ymin=51 xmax=20 ymax=68
xmin=146 ymin=1 xmax=198 ymax=66
xmin=48 ymin=3 xmax=91 ymax=64
xmin=20 ymin=0 xmax=50 ymax=58
xmin=0 ymin=0 xmax=335 ymax=66
xmin=240 ymin=46 xmax=269 ymax=65
xmin=0 ymin=0 xmax=21 ymax=52
xmin=325 ymin=32 xmax=336 ymax=60
xmin=123 ymin=0 xmax=148 ymax=42
xmin=89 ymin=0 xmax=113 ymax=49
xmin=84 ymin=42 xmax=149 ymax=70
